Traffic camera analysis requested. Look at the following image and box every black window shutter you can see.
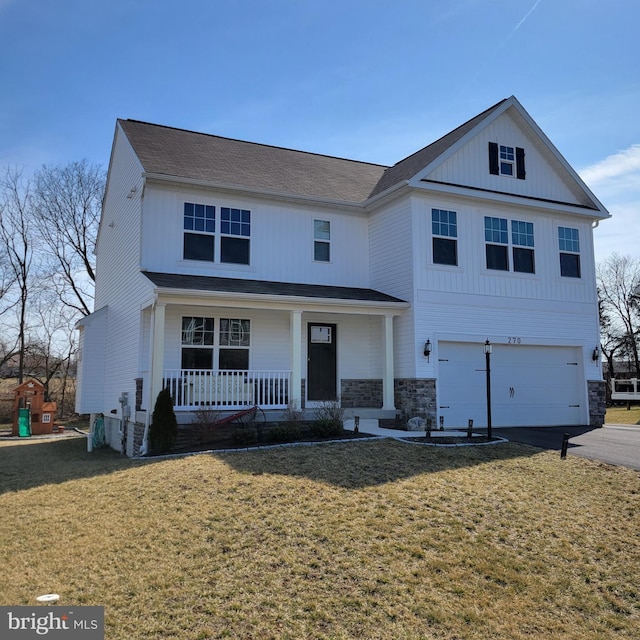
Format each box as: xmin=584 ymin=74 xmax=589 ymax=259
xmin=489 ymin=142 xmax=499 ymax=175
xmin=516 ymin=147 xmax=526 ymax=180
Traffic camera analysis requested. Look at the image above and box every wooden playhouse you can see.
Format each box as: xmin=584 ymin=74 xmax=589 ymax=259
xmin=11 ymin=380 xmax=57 ymax=436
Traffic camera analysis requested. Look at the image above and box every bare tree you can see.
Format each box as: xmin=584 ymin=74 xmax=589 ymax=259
xmin=0 ymin=168 xmax=33 ymax=383
xmin=32 ymin=160 xmax=104 ymax=316
xmin=597 ymin=254 xmax=640 ymax=378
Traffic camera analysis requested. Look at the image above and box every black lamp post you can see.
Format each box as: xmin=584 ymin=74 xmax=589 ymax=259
xmin=484 ymin=339 xmax=492 ymax=440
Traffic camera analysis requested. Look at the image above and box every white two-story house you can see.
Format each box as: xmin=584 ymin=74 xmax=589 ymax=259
xmin=76 ymin=96 xmax=609 ymax=455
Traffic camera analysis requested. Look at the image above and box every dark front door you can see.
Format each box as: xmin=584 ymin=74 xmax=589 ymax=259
xmin=307 ymin=323 xmax=337 ymax=401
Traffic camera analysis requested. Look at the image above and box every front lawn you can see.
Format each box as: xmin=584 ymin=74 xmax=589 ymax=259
xmin=0 ymin=436 xmax=638 ymax=639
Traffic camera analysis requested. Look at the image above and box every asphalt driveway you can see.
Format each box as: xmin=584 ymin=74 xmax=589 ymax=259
xmin=494 ymin=424 xmax=640 ymax=471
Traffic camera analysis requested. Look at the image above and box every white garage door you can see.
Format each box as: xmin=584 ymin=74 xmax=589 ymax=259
xmin=437 ymin=342 xmax=584 ymax=428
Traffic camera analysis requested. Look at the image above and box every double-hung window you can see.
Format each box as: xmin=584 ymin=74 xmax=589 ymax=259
xmin=220 ymin=207 xmax=251 ymax=265
xmin=558 ymin=227 xmax=581 ymax=278
xmin=314 ymin=219 xmax=330 ymax=262
xmin=511 ymin=220 xmax=535 ymax=273
xmin=181 ymin=317 xmax=251 ymax=370
xmin=484 ymin=217 xmax=535 ymax=273
xmin=484 ymin=216 xmax=509 ymax=270
xmin=183 ymin=203 xmax=215 ymax=261
xmin=183 ymin=203 xmax=251 ymax=265
xmin=432 ymin=208 xmax=458 ymax=266
xmin=219 ymin=319 xmax=250 ymax=370
xmin=181 ymin=317 xmax=215 ymax=369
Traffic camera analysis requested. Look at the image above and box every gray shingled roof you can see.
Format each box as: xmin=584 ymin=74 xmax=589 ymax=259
xmin=119 ymin=120 xmax=387 ymax=203
xmin=119 ymin=99 xmax=509 ymax=204
xmin=143 ymin=272 xmax=407 ymax=304
xmin=368 ymin=99 xmax=508 ymax=197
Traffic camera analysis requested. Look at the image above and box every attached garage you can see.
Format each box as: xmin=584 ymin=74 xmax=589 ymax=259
xmin=437 ymin=341 xmax=585 ymax=428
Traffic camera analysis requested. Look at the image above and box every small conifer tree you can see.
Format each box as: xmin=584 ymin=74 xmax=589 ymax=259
xmin=149 ymin=387 xmax=178 ymax=454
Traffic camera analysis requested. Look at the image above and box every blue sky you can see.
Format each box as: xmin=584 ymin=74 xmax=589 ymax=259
xmin=1 ymin=0 xmax=638 ymax=262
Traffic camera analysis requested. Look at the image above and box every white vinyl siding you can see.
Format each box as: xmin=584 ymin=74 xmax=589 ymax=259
xmin=428 ymin=112 xmax=591 ymax=207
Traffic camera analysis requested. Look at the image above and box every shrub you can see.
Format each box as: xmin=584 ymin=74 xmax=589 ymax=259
xmin=232 ymin=425 xmax=257 ymax=446
xmin=149 ymin=388 xmax=178 ymax=454
xmin=267 ymin=422 xmax=301 ymax=443
xmin=311 ymin=399 xmax=345 ymax=437
xmin=309 ymin=418 xmax=343 ymax=438
xmin=280 ymin=400 xmax=303 ymax=428
xmin=193 ymin=405 xmax=220 ymax=430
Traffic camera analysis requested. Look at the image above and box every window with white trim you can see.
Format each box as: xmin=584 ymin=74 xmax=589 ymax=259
xmin=181 ymin=317 xmax=215 ymax=369
xmin=183 ymin=203 xmax=251 ymax=265
xmin=181 ymin=317 xmax=251 ymax=370
xmin=558 ymin=226 xmax=581 ymax=278
xmin=219 ymin=319 xmax=250 ymax=370
xmin=484 ymin=216 xmax=535 ymax=273
xmin=220 ymin=207 xmax=251 ymax=265
xmin=488 ymin=142 xmax=526 ymax=179
xmin=431 ymin=208 xmax=458 ymax=266
xmin=314 ymin=219 xmax=330 ymax=262
xmin=183 ymin=203 xmax=215 ymax=261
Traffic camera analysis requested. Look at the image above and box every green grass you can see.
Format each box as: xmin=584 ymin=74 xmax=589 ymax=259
xmin=1 ymin=435 xmax=638 ymax=639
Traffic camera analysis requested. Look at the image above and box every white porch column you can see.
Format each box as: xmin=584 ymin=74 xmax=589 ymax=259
xmin=382 ymin=314 xmax=396 ymax=410
xmin=290 ymin=310 xmax=302 ymax=408
xmin=149 ymin=302 xmax=166 ymax=411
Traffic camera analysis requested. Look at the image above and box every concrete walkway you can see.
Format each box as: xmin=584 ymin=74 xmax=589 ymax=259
xmin=343 ymin=418 xmax=470 ymax=438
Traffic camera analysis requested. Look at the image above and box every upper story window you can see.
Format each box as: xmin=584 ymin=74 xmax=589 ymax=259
xmin=183 ymin=202 xmax=251 ymax=265
xmin=484 ymin=216 xmax=535 ymax=273
xmin=183 ymin=203 xmax=215 ymax=261
xmin=314 ymin=219 xmax=330 ymax=262
xmin=220 ymin=207 xmax=250 ymax=265
xmin=558 ymin=226 xmax=581 ymax=278
xmin=511 ymin=220 xmax=535 ymax=274
xmin=488 ymin=142 xmax=526 ymax=180
xmin=499 ymin=145 xmax=515 ymax=176
xmin=485 ymin=216 xmax=509 ymax=270
xmin=431 ymin=208 xmax=457 ymax=266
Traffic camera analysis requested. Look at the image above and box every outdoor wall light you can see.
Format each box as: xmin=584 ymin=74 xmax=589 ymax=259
xmin=423 ymin=339 xmax=431 ymax=360
xmin=592 ymin=345 xmax=600 ymax=362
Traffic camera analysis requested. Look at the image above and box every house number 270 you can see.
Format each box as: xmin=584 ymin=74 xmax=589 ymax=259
xmin=508 ymin=337 xmax=522 ymax=344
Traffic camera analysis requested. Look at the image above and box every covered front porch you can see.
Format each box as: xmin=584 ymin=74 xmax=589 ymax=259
xmin=139 ymin=272 xmax=409 ymax=424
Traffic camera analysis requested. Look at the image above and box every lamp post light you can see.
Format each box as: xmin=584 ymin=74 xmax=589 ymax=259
xmin=484 ymin=339 xmax=492 ymax=440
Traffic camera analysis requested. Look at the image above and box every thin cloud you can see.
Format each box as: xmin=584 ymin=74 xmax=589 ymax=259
xmin=579 ymin=144 xmax=640 ymax=186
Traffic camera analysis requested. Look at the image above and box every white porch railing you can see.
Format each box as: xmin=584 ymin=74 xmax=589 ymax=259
xmin=610 ymin=378 xmax=640 ymax=401
xmin=163 ymin=369 xmax=291 ymax=410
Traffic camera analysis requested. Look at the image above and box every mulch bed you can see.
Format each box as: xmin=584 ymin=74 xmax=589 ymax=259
xmin=170 ymin=423 xmax=375 ymax=454
xmin=399 ymin=435 xmax=501 ymax=445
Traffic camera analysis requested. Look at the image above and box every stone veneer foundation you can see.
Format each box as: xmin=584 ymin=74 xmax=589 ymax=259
xmin=394 ymin=378 xmax=437 ymax=430
xmin=340 ymin=379 xmax=383 ymax=408
xmin=588 ymin=380 xmax=606 ymax=428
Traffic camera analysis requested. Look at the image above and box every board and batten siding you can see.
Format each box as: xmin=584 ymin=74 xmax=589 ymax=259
xmin=428 ymin=111 xmax=588 ymax=207
xmin=369 ymin=198 xmax=416 ymax=378
xmin=413 ymin=194 xmax=598 ymax=306
xmin=92 ymin=126 xmax=154 ymax=418
xmin=140 ymin=184 xmax=370 ymax=288
xmin=160 ymin=307 xmax=381 ymax=382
